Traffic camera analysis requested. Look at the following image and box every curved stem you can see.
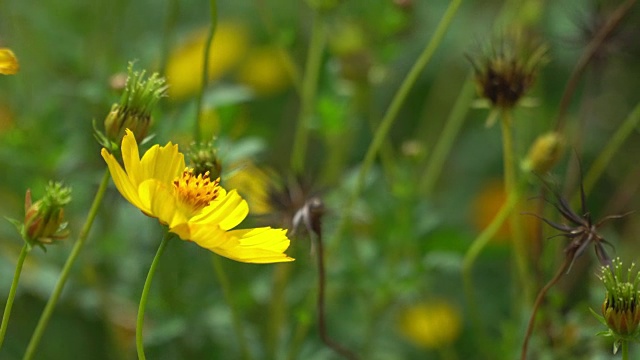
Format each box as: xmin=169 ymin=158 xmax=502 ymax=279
xmin=194 ymin=0 xmax=218 ymax=141
xmin=212 ymin=256 xmax=251 ymax=360
xmin=521 ymin=258 xmax=570 ymax=360
xmin=462 ymin=187 xmax=520 ymax=358
xmin=136 ymin=232 xmax=172 ymax=360
xmin=0 ymin=243 xmax=30 ymax=350
xmin=354 ymin=0 xmax=462 ymax=195
xmin=290 ymin=10 xmax=326 ymax=174
xmin=23 ymin=169 xmax=111 ymax=360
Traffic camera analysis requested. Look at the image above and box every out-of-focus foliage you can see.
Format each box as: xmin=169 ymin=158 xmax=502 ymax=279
xmin=1 ymin=0 xmax=640 ymax=359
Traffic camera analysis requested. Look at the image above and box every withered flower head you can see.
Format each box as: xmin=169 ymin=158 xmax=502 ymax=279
xmin=529 ymin=173 xmax=627 ymax=273
xmin=468 ymin=36 xmax=547 ymax=125
xmin=186 ymin=140 xmax=223 ymax=179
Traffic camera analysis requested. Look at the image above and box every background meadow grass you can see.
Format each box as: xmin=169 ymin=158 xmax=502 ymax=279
xmin=2 ymin=0 xmax=640 ymax=359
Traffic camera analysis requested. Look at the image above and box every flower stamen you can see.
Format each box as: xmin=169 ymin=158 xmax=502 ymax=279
xmin=173 ymin=168 xmax=219 ymax=211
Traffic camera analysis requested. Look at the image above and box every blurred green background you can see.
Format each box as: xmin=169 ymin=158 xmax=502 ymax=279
xmin=1 ymin=0 xmax=640 ymax=359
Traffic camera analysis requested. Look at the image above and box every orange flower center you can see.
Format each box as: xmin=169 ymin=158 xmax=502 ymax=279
xmin=173 ymin=168 xmax=219 ymax=211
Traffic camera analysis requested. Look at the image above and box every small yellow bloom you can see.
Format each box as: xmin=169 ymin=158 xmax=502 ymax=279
xmin=0 ymin=48 xmax=19 ymax=75
xmin=398 ymin=300 xmax=462 ymax=349
xmin=101 ymin=129 xmax=293 ymax=263
xmin=166 ymin=22 xmax=249 ymax=100
xmin=236 ymin=46 xmax=294 ymax=96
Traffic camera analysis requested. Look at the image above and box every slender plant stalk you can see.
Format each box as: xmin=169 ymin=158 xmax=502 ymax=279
xmin=499 ymin=110 xmax=531 ymax=302
xmin=211 ymin=256 xmax=251 ymax=360
xmin=622 ymin=341 xmax=629 ymax=360
xmin=314 ymin=218 xmax=358 ymax=360
xmin=462 ymin=186 xmax=520 ymax=358
xmin=553 ymin=0 xmax=637 ymax=131
xmin=159 ymin=0 xmax=179 ymax=77
xmin=330 ymin=0 xmax=463 ymax=251
xmin=0 ymin=244 xmax=30 ymax=349
xmin=23 ymin=169 xmax=111 ymax=360
xmin=290 ymin=10 xmax=326 ymax=173
xmin=194 ymin=0 xmax=218 ymax=141
xmin=582 ymin=101 xmax=640 ymax=196
xmin=354 ymin=0 xmax=462 ymax=195
xmin=521 ymin=258 xmax=570 ymax=360
xmin=419 ymin=74 xmax=475 ymax=195
xmin=136 ymin=232 xmax=172 ymax=360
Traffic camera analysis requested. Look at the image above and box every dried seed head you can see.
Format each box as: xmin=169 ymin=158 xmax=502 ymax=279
xmin=468 ymin=37 xmax=547 ymax=111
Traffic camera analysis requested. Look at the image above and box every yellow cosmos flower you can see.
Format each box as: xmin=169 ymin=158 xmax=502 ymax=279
xmin=0 ymin=48 xmax=19 ymax=75
xmin=398 ymin=300 xmax=462 ymax=349
xmin=101 ymin=129 xmax=293 ymax=263
xmin=166 ymin=22 xmax=249 ymax=100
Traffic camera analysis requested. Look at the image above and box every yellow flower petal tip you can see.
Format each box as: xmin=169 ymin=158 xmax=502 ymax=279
xmin=102 ymin=130 xmax=293 ymax=263
xmin=0 ymin=48 xmax=19 ymax=75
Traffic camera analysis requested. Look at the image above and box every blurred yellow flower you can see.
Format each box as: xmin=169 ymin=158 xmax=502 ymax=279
xmin=398 ymin=300 xmax=462 ymax=349
xmin=101 ymin=129 xmax=293 ymax=263
xmin=225 ymin=163 xmax=273 ymax=216
xmin=166 ymin=22 xmax=249 ymax=100
xmin=0 ymin=48 xmax=19 ymax=75
xmin=236 ymin=46 xmax=294 ymax=96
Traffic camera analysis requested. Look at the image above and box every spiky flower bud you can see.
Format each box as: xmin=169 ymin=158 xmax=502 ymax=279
xmin=521 ymin=132 xmax=563 ymax=174
xmin=0 ymin=48 xmax=19 ymax=75
xmin=103 ymin=62 xmax=167 ymax=143
xmin=22 ymin=182 xmax=72 ymax=247
xmin=594 ymin=258 xmax=640 ymax=353
xmin=186 ymin=140 xmax=223 ymax=179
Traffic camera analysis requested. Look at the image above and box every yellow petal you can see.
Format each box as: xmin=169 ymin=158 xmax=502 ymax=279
xmin=138 ymin=179 xmax=189 ymax=228
xmin=139 ymin=141 xmax=185 ymax=183
xmin=120 ymin=129 xmax=144 ymax=187
xmin=191 ymin=189 xmax=248 ymax=230
xmin=101 ymin=148 xmax=146 ymax=211
xmin=187 ymin=225 xmax=294 ymax=263
xmin=0 ymin=49 xmax=19 ymax=75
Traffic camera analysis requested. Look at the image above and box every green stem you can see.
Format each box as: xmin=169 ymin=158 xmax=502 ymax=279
xmin=622 ymin=340 xmax=629 ymax=360
xmin=500 ymin=111 xmax=531 ymax=302
xmin=0 ymin=244 xmax=30 ymax=350
xmin=159 ymin=0 xmax=179 ymax=77
xmin=136 ymin=232 xmax=172 ymax=360
xmin=462 ymin=189 xmax=519 ymax=358
xmin=23 ymin=169 xmax=111 ymax=360
xmin=354 ymin=0 xmax=462 ymax=195
xmin=194 ymin=0 xmax=218 ymax=141
xmin=582 ymin=101 xmax=640 ymax=196
xmin=211 ymin=256 xmax=251 ymax=360
xmin=290 ymin=10 xmax=326 ymax=174
xmin=419 ymin=74 xmax=475 ymax=195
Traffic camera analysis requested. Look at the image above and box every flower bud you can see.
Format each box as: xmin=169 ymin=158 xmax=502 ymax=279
xmin=599 ymin=258 xmax=640 ymax=337
xmin=521 ymin=132 xmax=563 ymax=174
xmin=186 ymin=140 xmax=223 ymax=179
xmin=103 ymin=63 xmax=167 ymax=142
xmin=0 ymin=48 xmax=19 ymax=75
xmin=23 ymin=182 xmax=72 ymax=247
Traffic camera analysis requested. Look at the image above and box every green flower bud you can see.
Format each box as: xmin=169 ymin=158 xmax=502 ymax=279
xmin=103 ymin=62 xmax=167 ymax=142
xmin=186 ymin=140 xmax=223 ymax=179
xmin=23 ymin=182 xmax=72 ymax=247
xmin=600 ymin=259 xmax=640 ymax=337
xmin=521 ymin=132 xmax=563 ymax=174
